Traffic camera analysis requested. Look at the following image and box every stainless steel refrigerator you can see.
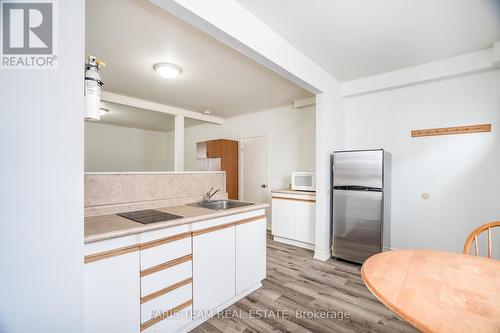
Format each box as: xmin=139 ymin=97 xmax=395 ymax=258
xmin=332 ymin=149 xmax=391 ymax=264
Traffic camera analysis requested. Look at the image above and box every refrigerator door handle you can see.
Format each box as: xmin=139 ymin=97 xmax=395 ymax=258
xmin=333 ymin=185 xmax=382 ymax=192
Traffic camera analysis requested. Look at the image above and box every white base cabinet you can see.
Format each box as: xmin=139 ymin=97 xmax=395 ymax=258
xmin=235 ymin=218 xmax=266 ymax=294
xmin=272 ymin=192 xmax=316 ymax=249
xmin=84 ymin=247 xmax=140 ymax=333
xmin=271 ymin=198 xmax=295 ymax=239
xmin=294 ymin=200 xmax=315 ymax=244
xmin=192 ymin=225 xmax=236 ymax=312
xmin=84 ymin=209 xmax=267 ymax=333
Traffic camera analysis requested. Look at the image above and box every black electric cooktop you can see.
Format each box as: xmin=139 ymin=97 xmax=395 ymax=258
xmin=117 ymin=209 xmax=183 ymax=224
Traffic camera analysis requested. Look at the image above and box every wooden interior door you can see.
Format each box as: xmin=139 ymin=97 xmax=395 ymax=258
xmin=205 ymin=139 xmax=238 ymax=199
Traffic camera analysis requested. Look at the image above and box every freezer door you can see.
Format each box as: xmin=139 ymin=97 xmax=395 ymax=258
xmin=196 ymin=158 xmax=208 ymax=171
xmin=333 ymin=189 xmax=383 ymax=263
xmin=196 ymin=158 xmax=221 ymax=171
xmin=207 ymin=158 xmax=221 ymax=171
xmin=333 ymin=150 xmax=383 ymax=188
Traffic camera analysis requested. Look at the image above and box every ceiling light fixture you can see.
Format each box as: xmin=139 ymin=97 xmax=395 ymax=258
xmin=153 ymin=63 xmax=182 ymax=79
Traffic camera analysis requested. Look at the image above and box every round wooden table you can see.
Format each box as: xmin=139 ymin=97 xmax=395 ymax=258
xmin=361 ymin=249 xmax=500 ymax=333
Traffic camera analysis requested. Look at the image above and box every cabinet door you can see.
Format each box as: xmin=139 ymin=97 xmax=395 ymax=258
xmin=235 ymin=218 xmax=266 ymax=294
xmin=192 ymin=226 xmax=235 ymax=312
xmin=294 ymin=201 xmax=315 ymax=244
xmin=271 ymin=198 xmax=295 ymax=239
xmin=205 ymin=140 xmax=221 ymax=158
xmin=84 ymin=252 xmax=140 ymax=333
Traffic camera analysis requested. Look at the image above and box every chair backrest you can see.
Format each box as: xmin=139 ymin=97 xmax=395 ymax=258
xmin=463 ymin=221 xmax=500 ymax=258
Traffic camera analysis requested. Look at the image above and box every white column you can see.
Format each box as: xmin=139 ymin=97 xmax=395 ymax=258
xmin=313 ymin=94 xmax=331 ymax=261
xmin=174 ymin=115 xmax=185 ymax=171
xmin=314 ymin=92 xmax=345 ymax=261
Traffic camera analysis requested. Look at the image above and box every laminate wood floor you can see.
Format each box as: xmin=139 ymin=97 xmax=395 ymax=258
xmin=192 ymin=234 xmax=418 ymax=333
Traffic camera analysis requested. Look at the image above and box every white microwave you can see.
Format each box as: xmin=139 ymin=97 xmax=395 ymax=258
xmin=291 ymin=172 xmax=316 ymax=191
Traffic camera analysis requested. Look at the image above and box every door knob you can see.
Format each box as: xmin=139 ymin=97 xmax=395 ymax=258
xmin=261 ymin=184 xmax=268 ymax=188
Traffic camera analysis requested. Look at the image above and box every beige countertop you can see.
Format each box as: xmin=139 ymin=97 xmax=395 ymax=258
xmin=85 ymin=202 xmax=268 ymax=244
xmin=271 ymin=189 xmax=316 ymax=196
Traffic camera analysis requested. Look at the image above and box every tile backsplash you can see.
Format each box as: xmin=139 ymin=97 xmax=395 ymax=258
xmin=84 ymin=172 xmax=227 ymax=216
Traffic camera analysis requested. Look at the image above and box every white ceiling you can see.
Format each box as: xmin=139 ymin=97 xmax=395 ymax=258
xmin=237 ymin=0 xmax=500 ymax=82
xmin=85 ymin=0 xmax=312 ymax=119
xmin=93 ymin=102 xmax=204 ymax=132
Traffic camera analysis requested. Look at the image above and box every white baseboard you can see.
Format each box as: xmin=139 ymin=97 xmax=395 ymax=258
xmin=313 ymin=250 xmax=332 ymax=261
xmin=273 ymin=236 xmax=315 ymax=250
xmin=181 ymin=283 xmax=262 ymax=333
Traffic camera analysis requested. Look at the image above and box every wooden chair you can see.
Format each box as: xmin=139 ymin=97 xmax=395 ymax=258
xmin=463 ymin=221 xmax=500 ymax=258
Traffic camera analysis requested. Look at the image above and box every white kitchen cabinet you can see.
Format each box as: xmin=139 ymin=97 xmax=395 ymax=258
xmin=235 ymin=217 xmax=267 ymax=294
xmin=85 ymin=209 xmax=267 ymax=333
xmin=138 ymin=225 xmax=193 ymax=332
xmin=140 ymin=236 xmax=191 ymax=270
xmin=271 ymin=198 xmax=295 ymax=239
xmin=192 ymin=225 xmax=236 ymax=312
xmin=294 ymin=201 xmax=315 ymax=244
xmin=141 ymin=283 xmax=192 ymax=324
xmin=271 ymin=191 xmax=316 ymax=249
xmin=84 ymin=250 xmax=140 ymax=333
xmin=140 ymin=260 xmax=192 ymax=296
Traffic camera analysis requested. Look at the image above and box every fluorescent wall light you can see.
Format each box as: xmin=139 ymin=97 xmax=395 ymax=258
xmin=153 ymin=63 xmax=182 ymax=79
xmin=100 ymin=107 xmax=109 ymax=116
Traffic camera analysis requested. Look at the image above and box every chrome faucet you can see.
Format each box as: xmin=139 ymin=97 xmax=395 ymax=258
xmin=205 ymin=187 xmax=220 ymax=201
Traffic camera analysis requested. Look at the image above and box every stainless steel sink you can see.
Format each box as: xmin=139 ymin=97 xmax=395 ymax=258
xmin=190 ymin=200 xmax=255 ymax=211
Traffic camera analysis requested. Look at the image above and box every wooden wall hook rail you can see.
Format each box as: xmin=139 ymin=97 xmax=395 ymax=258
xmin=411 ymin=124 xmax=491 ymax=137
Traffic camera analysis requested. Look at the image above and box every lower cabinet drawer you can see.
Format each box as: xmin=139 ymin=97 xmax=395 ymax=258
xmin=141 ymin=237 xmax=191 ymax=270
xmin=141 ymin=260 xmax=192 ymax=297
xmin=141 ymin=283 xmax=192 ymax=324
xmin=141 ymin=305 xmax=192 ymax=333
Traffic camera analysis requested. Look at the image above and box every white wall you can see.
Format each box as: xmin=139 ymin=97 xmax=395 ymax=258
xmin=183 ymin=104 xmax=315 ymax=189
xmin=0 ymin=1 xmax=85 ymax=332
xmin=85 ymin=122 xmax=174 ymax=172
xmin=344 ymin=69 xmax=500 ymax=254
xmin=165 ymin=130 xmax=175 ymax=171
